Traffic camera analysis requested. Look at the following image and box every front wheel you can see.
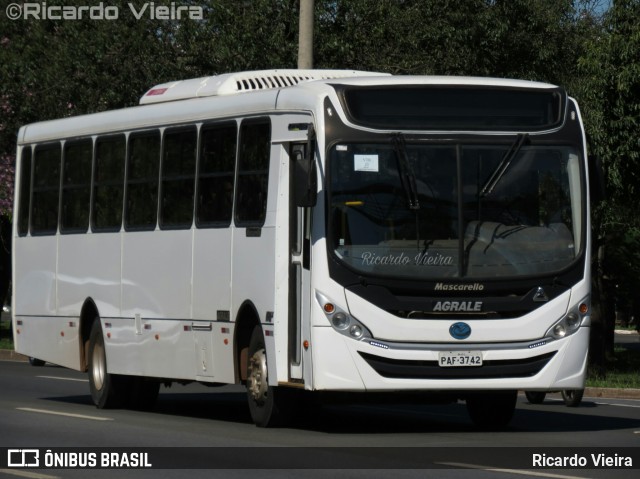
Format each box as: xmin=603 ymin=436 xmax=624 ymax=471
xmin=87 ymin=319 xmax=129 ymax=409
xmin=561 ymin=389 xmax=584 ymax=407
xmin=246 ymin=326 xmax=297 ymax=427
xmin=466 ymin=391 xmax=517 ymax=430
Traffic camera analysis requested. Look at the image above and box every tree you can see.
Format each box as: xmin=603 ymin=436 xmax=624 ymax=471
xmin=578 ymin=0 xmax=640 ymax=206
xmin=314 ymin=0 xmax=590 ymax=84
xmin=575 ymin=0 xmax=640 ymax=366
xmin=173 ymin=0 xmax=299 ymax=75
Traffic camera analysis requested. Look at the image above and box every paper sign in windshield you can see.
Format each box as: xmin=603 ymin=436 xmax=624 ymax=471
xmin=354 ymin=154 xmax=379 ymax=172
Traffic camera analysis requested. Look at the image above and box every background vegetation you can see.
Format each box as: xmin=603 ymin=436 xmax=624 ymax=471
xmin=1 ymin=0 xmax=639 ymax=369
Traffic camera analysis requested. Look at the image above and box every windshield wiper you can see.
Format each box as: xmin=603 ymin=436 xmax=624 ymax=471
xmin=391 ymin=133 xmax=420 ymax=210
xmin=480 ymin=133 xmax=529 ymax=197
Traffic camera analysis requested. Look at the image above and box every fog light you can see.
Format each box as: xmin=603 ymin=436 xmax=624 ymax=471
xmin=332 ymin=312 xmax=350 ymax=330
xmin=554 ymin=324 xmax=566 ymax=337
xmin=350 ymin=325 xmax=363 ymax=338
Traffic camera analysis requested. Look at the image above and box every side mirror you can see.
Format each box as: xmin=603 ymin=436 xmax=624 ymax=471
xmin=293 ymin=124 xmax=317 ymax=207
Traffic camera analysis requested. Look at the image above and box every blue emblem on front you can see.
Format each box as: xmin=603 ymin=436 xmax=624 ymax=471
xmin=450 ymin=322 xmax=471 ymax=340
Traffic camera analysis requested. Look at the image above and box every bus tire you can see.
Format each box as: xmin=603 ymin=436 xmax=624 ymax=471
xmin=561 ymin=389 xmax=584 ymax=407
xmin=87 ymin=319 xmax=129 ymax=409
xmin=246 ymin=326 xmax=292 ymax=427
xmin=28 ymin=357 xmax=46 ymax=367
xmin=524 ymin=391 xmax=547 ymax=404
xmin=466 ymin=391 xmax=517 ymax=430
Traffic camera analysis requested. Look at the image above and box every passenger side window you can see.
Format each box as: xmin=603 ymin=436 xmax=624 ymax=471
xmin=93 ymin=135 xmax=126 ymax=232
xmin=125 ymin=131 xmax=160 ymax=230
xmin=197 ymin=123 xmax=237 ymax=227
xmin=31 ymin=143 xmax=61 ymax=235
xmin=17 ymin=147 xmax=32 ymax=236
xmin=235 ymin=119 xmax=271 ymax=227
xmin=61 ymin=139 xmax=92 ymax=233
xmin=160 ymin=126 xmax=197 ymax=229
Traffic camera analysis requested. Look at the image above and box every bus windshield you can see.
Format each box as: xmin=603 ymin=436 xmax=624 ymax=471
xmin=328 ymin=141 xmax=583 ymax=280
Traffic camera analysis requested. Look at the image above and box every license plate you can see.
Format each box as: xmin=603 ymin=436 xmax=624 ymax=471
xmin=438 ymin=351 xmax=483 ymax=367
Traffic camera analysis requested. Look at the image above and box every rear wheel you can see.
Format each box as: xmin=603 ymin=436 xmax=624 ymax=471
xmin=28 ymin=357 xmax=46 ymax=367
xmin=466 ymin=391 xmax=517 ymax=430
xmin=525 ymin=391 xmax=547 ymax=404
xmin=87 ymin=319 xmax=129 ymax=409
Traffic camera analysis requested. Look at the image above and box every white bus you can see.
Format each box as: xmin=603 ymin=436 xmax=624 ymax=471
xmin=12 ymin=70 xmax=591 ymax=428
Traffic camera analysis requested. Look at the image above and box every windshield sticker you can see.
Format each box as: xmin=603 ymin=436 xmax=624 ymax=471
xmin=354 ymin=154 xmax=379 ymax=172
xmin=361 ymin=251 xmax=454 ymax=267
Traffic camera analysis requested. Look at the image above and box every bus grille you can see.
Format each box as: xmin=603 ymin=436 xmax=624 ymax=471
xmin=358 ymin=351 xmax=556 ymax=380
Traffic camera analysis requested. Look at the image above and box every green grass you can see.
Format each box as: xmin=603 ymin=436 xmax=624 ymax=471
xmin=0 ymin=317 xmax=13 ymax=350
xmin=615 ymin=323 xmax=640 ymax=332
xmin=586 ymin=347 xmax=640 ymax=389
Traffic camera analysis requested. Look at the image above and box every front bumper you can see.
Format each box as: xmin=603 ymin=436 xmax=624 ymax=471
xmin=311 ymin=325 xmax=589 ymax=392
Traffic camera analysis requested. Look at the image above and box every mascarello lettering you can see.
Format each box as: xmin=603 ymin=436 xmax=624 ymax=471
xmin=434 ymin=282 xmax=484 ymax=291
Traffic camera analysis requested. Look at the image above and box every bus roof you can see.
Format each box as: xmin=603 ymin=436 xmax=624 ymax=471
xmin=140 ymin=69 xmax=558 ymax=105
xmin=17 ymin=70 xmax=561 ymax=144
xmin=139 ymin=69 xmax=389 ymax=105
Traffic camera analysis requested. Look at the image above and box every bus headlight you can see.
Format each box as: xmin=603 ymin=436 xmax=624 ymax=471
xmin=332 ymin=312 xmax=350 ymax=330
xmin=316 ymin=291 xmax=372 ymax=340
xmin=566 ymin=312 xmax=580 ymax=328
xmin=546 ymin=297 xmax=589 ymax=340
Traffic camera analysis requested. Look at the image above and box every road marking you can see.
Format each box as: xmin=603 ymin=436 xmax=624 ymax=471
xmin=437 ymin=462 xmax=589 ymax=479
xmin=17 ymin=407 xmax=113 ymax=422
xmin=37 ymin=375 xmax=88 ymax=383
xmin=0 ymin=470 xmax=60 ymax=479
xmin=594 ymin=402 xmax=640 ymax=409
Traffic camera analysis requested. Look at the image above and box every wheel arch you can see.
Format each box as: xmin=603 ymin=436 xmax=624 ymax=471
xmin=234 ymin=300 xmax=261 ymax=382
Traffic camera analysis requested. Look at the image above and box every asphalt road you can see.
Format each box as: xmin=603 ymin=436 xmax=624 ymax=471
xmin=0 ymin=359 xmax=639 ymax=479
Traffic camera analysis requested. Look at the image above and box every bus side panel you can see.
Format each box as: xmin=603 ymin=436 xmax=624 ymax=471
xmin=14 ymin=236 xmax=57 ymax=316
xmin=192 ymin=228 xmax=235 ymax=383
xmin=94 ymin=318 xmax=196 ymax=382
xmin=192 ymin=229 xmax=232 ymax=320
xmin=14 ymin=316 xmax=81 ymax=370
xmin=57 ymin=233 xmax=122 ymax=319
xmin=13 ymin=234 xmax=82 ymax=369
xmin=121 ymin=230 xmax=192 ymax=319
xmin=113 ymin=229 xmax=193 ymax=378
xmin=132 ymin=318 xmax=195 ymax=380
xmin=231 ymin=225 xmax=277 ymax=375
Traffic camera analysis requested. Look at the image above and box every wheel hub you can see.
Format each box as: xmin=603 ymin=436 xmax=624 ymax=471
xmin=91 ymin=340 xmax=106 ymax=391
xmin=248 ymin=348 xmax=268 ymax=403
